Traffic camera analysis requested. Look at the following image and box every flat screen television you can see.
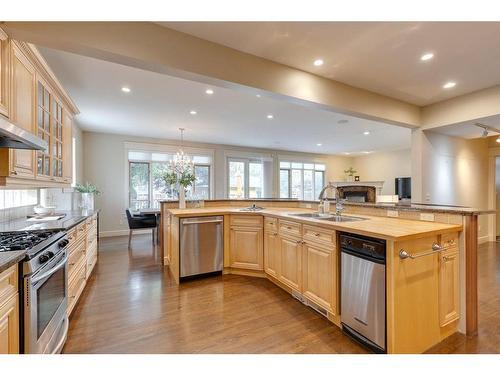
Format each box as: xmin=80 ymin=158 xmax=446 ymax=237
xmin=395 ymin=177 xmax=411 ymax=200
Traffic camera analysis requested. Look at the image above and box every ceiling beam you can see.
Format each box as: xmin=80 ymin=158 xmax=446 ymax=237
xmin=422 ymin=84 xmax=500 ymax=129
xmin=1 ymin=21 xmax=421 ymax=128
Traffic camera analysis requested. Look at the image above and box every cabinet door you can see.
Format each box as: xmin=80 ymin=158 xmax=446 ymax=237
xmin=439 ymin=251 xmax=460 ymax=326
xmin=0 ymin=294 xmax=19 ymax=354
xmin=62 ymin=109 xmax=73 ymax=183
xmin=0 ymin=28 xmax=9 ymax=118
xmin=302 ymin=242 xmax=335 ymax=313
xmin=10 ymin=43 xmax=36 ymax=178
xmin=278 ymin=235 xmax=302 ymax=292
xmin=229 ymin=226 xmax=263 ymax=270
xmin=264 ymin=230 xmax=280 ymax=278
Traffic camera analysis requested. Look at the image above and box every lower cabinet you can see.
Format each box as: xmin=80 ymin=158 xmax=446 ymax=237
xmin=263 ymin=230 xmax=280 ymax=278
xmin=302 ymin=242 xmax=336 ymax=313
xmin=229 ymin=225 xmax=263 ymax=271
xmin=438 ymin=250 xmax=460 ymax=326
xmin=278 ymin=235 xmax=302 ymax=292
xmin=0 ymin=265 xmax=19 ymax=354
xmin=67 ymin=213 xmax=99 ymax=316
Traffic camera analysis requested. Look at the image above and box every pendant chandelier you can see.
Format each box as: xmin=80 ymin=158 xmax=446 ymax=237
xmin=168 ymin=128 xmax=194 ymax=173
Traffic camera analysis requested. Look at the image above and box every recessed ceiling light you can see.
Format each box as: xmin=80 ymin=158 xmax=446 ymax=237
xmin=316 ymin=143 xmax=322 ymax=146
xmin=420 ymin=52 xmax=434 ymax=61
xmin=443 ymin=81 xmax=456 ymax=89
xmin=205 ymin=89 xmax=214 ymax=95
xmin=256 ymin=94 xmax=261 ymax=98
xmin=363 ymin=151 xmax=372 ymax=154
xmin=363 ymin=131 xmax=370 ymax=135
xmin=190 ymin=110 xmax=197 ymax=115
xmin=343 ymin=152 xmax=351 ymax=155
xmin=121 ymin=87 xmax=131 ymax=93
xmin=267 ymin=114 xmax=274 ymax=119
xmin=313 ymin=59 xmax=324 ymax=66
xmin=337 ymin=119 xmax=349 ymax=124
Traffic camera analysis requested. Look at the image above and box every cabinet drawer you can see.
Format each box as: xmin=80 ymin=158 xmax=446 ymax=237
xmin=76 ymin=221 xmax=87 ymax=237
xmin=0 ymin=265 xmax=17 ymax=304
xmin=264 ymin=217 xmax=278 ymax=232
xmin=303 ymin=225 xmax=336 ymax=249
xmin=68 ymin=262 xmax=86 ymax=316
xmin=68 ymin=240 xmax=86 ymax=281
xmin=441 ymin=232 xmax=459 ymax=253
xmin=67 ymin=227 xmax=78 ymax=244
xmin=279 ymin=219 xmax=302 ymax=238
xmin=230 ymin=215 xmax=263 ymax=228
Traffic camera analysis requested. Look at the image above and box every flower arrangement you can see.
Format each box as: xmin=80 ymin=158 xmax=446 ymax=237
xmin=343 ymin=167 xmax=357 ymax=177
xmin=74 ymin=182 xmax=101 ymax=195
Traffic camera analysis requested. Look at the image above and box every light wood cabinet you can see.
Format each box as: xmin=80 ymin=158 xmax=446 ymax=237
xmin=263 ymin=230 xmax=280 ymax=278
xmin=0 ymin=32 xmax=77 ymax=188
xmin=439 ymin=250 xmax=460 ymax=326
xmin=62 ymin=109 xmax=73 ymax=183
xmin=0 ymin=265 xmax=19 ymax=354
xmin=0 ymin=42 xmax=37 ymax=179
xmin=229 ymin=225 xmax=263 ymax=270
xmin=0 ymin=28 xmax=9 ymax=118
xmin=278 ymin=235 xmax=302 ymax=291
xmin=302 ymin=242 xmax=336 ymax=313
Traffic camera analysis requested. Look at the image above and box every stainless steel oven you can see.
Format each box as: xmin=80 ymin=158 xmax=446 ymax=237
xmin=23 ymin=234 xmax=69 ymax=354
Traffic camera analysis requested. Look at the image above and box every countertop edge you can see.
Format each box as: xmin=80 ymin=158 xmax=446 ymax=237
xmin=0 ymin=250 xmax=26 ymax=273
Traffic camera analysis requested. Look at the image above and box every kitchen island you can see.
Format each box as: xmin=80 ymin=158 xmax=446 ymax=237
xmin=160 ymin=200 xmax=473 ymax=354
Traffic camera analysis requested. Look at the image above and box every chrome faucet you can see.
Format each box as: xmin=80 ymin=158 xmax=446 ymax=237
xmin=335 ymin=201 xmax=345 ymax=216
xmin=318 ymin=182 xmax=335 ymax=201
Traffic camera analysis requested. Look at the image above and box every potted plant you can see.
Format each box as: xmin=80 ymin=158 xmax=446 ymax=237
xmin=75 ymin=182 xmax=101 ymax=211
xmin=344 ymin=167 xmax=357 ymax=182
xmin=163 ymin=168 xmax=196 ymax=209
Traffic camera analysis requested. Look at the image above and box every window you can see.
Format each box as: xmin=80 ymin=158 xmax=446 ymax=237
xmin=279 ymin=161 xmax=325 ymax=200
xmin=128 ymin=150 xmax=212 ymax=209
xmin=228 ymin=158 xmax=263 ymax=199
xmin=0 ymin=190 xmax=38 ymax=210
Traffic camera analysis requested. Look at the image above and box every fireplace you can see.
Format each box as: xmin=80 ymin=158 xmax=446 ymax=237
xmin=337 ymin=185 xmax=376 ymax=203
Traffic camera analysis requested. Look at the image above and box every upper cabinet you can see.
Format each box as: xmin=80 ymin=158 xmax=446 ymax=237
xmin=0 ymin=28 xmax=78 ymax=187
xmin=0 ymin=28 xmax=9 ymax=118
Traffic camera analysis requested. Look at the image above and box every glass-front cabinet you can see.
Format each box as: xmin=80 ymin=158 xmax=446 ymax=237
xmin=36 ymin=78 xmax=65 ymax=181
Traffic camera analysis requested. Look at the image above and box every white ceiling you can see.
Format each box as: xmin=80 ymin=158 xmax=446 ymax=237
xmin=160 ymin=22 xmax=500 ymax=106
xmin=38 ymin=46 xmax=411 ymax=155
xmin=428 ymin=114 xmax=500 ymax=139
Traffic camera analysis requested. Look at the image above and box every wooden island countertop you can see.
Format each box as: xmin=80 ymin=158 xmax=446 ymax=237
xmin=165 ymin=206 xmax=462 ymax=241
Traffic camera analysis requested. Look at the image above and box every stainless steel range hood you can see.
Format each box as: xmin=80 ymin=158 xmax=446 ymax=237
xmin=0 ymin=116 xmax=47 ymax=151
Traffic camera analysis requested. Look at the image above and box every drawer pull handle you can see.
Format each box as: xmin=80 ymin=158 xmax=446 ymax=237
xmin=314 ymin=233 xmax=321 ymax=237
xmin=273 ymin=232 xmax=278 ymax=236
xmin=287 ymin=226 xmax=292 ymax=230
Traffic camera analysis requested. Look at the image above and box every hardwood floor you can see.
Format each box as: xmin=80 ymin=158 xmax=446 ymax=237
xmin=63 ymin=235 xmax=500 ymax=354
xmin=62 ymin=234 xmax=367 ymax=354
xmin=427 ymin=241 xmax=500 ymax=353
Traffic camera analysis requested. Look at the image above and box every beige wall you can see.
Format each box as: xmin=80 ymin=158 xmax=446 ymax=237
xmin=82 ymin=131 xmax=351 ymax=234
xmin=412 ymin=130 xmax=490 ymax=240
xmin=350 ymin=149 xmax=411 ymax=195
xmin=73 ymin=122 xmax=84 ymax=184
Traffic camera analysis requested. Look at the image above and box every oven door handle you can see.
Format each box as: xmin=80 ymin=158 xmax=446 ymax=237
xmin=31 ymin=254 xmax=67 ymax=285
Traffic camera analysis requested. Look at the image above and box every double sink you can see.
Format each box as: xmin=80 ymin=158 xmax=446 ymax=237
xmin=288 ymin=212 xmax=367 ymax=222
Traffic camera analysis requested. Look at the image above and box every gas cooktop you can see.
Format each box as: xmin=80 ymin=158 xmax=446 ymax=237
xmin=0 ymin=230 xmax=65 ymax=258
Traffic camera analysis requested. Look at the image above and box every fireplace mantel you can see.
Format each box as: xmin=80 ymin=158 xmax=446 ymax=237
xmin=331 ymin=181 xmax=385 ymax=195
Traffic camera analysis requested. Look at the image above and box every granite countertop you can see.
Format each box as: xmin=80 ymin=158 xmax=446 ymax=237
xmin=166 ymin=206 xmax=462 ymax=241
xmin=0 ymin=250 xmax=26 ymax=273
xmin=0 ymin=209 xmax=98 ymax=233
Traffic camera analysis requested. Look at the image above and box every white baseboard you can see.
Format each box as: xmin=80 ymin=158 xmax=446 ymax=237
xmin=478 ymin=235 xmax=490 ymax=245
xmin=99 ymin=228 xmax=153 ymax=238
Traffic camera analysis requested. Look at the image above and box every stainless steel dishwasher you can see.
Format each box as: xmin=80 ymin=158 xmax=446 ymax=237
xmin=180 ymin=216 xmax=223 ymax=279
xmin=340 ymin=232 xmax=386 ymax=353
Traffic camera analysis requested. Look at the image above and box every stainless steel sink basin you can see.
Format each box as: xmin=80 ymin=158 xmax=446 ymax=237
xmin=318 ymin=215 xmax=367 ymax=222
xmin=288 ymin=212 xmax=367 ymax=222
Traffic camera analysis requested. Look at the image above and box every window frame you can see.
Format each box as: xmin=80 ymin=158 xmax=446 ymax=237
xmin=279 ymin=161 xmax=326 ymax=200
xmin=227 ymin=157 xmax=264 ymax=199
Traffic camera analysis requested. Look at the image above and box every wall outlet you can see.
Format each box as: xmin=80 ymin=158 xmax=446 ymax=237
xmin=387 ymin=210 xmax=399 ymax=218
xmin=420 ymin=213 xmax=435 ymax=222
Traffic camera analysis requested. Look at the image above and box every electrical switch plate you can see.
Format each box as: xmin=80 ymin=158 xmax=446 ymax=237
xmin=420 ymin=213 xmax=435 ymax=222
xmin=387 ymin=210 xmax=399 ymax=218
